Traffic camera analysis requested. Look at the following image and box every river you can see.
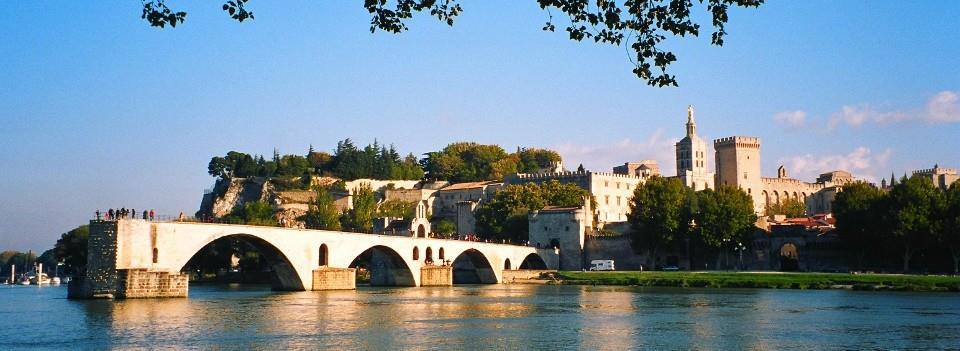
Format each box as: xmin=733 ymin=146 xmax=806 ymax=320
xmin=1 ymin=284 xmax=958 ymax=350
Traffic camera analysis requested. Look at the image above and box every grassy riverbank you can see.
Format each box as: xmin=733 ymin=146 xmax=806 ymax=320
xmin=554 ymin=271 xmax=960 ymax=292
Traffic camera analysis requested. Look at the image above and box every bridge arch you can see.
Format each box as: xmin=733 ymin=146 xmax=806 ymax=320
xmin=349 ymin=245 xmax=416 ymax=286
xmin=179 ymin=233 xmax=305 ymax=291
xmin=451 ymin=249 xmax=497 ymax=284
xmin=519 ymin=253 xmax=548 ymax=270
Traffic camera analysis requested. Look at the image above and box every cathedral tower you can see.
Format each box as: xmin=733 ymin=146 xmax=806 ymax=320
xmin=675 ymin=105 xmax=714 ymax=191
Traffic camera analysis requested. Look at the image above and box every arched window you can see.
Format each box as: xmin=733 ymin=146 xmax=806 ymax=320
xmin=438 ymin=247 xmax=445 ymax=260
xmin=319 ymin=244 xmax=329 ymax=266
xmin=152 ymin=248 xmax=158 ymax=263
xmin=426 ymin=247 xmax=433 ymax=263
xmin=413 ymin=246 xmax=419 ymax=260
xmin=504 ymin=259 xmax=512 ymax=270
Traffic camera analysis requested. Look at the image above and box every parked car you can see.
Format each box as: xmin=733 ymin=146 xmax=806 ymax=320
xmin=589 ymin=260 xmax=615 ymax=271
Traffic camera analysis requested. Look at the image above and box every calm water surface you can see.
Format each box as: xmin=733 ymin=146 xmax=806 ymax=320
xmin=1 ymin=284 xmax=958 ymax=350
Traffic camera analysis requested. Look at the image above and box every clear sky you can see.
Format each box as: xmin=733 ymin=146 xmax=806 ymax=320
xmin=1 ymin=1 xmax=958 ymax=252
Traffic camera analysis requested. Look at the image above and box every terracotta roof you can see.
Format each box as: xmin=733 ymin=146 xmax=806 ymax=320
xmin=539 ymin=206 xmax=581 ymax=212
xmin=439 ymin=181 xmax=498 ymax=191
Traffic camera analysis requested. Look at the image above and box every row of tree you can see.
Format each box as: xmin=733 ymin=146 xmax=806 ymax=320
xmin=834 ymin=178 xmax=960 ymax=273
xmin=207 ymin=140 xmax=564 ymax=183
xmin=421 ymin=143 xmax=561 ymax=182
xmin=628 ymin=177 xmax=758 ymax=268
xmin=474 ymin=180 xmax=591 ymax=242
xmin=207 ymin=139 xmax=423 ymax=181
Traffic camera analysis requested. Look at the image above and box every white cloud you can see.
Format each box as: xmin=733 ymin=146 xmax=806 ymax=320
xmin=773 ymin=110 xmax=806 ymax=128
xmin=926 ymin=90 xmax=960 ymax=123
xmin=552 ymin=129 xmax=680 ymax=173
xmin=826 ymin=90 xmax=959 ymax=130
xmin=827 ymin=105 xmax=908 ymax=130
xmin=777 ymin=147 xmax=893 ymax=184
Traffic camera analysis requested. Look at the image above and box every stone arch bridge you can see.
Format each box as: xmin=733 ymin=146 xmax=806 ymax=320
xmin=70 ymin=220 xmax=557 ymax=298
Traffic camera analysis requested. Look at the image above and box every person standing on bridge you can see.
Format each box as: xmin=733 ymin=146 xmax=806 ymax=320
xmin=107 ymin=208 xmax=114 ymax=220
xmin=95 ymin=209 xmax=101 ymax=220
xmin=178 ymin=211 xmax=184 ymax=221
xmin=149 ymin=209 xmax=155 ymax=221
xmin=142 ymin=210 xmax=148 ymax=220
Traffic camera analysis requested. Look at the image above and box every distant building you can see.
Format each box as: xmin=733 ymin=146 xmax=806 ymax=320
xmin=528 ymin=203 xmax=592 ymax=270
xmin=505 ymin=170 xmax=644 ymax=225
xmin=912 ymin=164 xmax=959 ymax=190
xmin=712 ymin=134 xmax=854 ymax=216
xmin=432 ymin=181 xmax=503 ymax=234
xmin=613 ymin=160 xmax=661 ymax=180
xmin=373 ymin=200 xmax=432 ymax=237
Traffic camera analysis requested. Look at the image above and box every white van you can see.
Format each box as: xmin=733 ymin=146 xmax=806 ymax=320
xmin=589 ymin=260 xmax=615 ymax=271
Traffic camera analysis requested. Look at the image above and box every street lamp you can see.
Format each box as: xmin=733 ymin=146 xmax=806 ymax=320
xmin=735 ymin=243 xmax=746 ymax=271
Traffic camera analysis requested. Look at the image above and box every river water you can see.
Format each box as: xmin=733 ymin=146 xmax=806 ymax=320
xmin=1 ymin=284 xmax=958 ymax=350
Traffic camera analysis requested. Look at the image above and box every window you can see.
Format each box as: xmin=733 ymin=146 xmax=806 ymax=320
xmin=605 ymin=181 xmax=609 ymax=187
xmin=744 ymin=172 xmax=748 ymax=179
xmin=565 ymin=226 xmax=570 ymax=232
xmin=605 ymin=195 xmax=609 ymax=204
xmin=617 ymin=196 xmax=621 ymax=205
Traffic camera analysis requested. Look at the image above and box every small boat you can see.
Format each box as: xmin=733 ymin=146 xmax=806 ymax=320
xmin=20 ymin=277 xmax=30 ymax=285
xmin=30 ymin=273 xmax=51 ymax=285
xmin=50 ymin=277 xmax=61 ymax=285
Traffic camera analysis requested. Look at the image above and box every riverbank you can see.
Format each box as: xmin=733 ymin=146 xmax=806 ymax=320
xmin=554 ymin=271 xmax=960 ymax=292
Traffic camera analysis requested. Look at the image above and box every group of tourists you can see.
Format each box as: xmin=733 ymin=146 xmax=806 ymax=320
xmin=96 ymin=208 xmax=156 ymax=221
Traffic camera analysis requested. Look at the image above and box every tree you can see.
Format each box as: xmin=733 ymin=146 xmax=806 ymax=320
xmin=942 ymin=183 xmax=960 ymax=274
xmin=54 ymin=225 xmax=90 ymax=275
xmin=225 ymin=200 xmax=276 ymax=226
xmin=693 ymin=186 xmax=757 ymax=268
xmin=377 ymin=199 xmax=417 ymax=219
xmin=139 ymin=0 xmax=763 ymax=87
xmin=765 ymin=197 xmax=806 ymax=218
xmin=307 ymin=151 xmax=333 ymax=175
xmin=433 ymin=219 xmax=457 ymax=239
xmin=343 ymin=184 xmax=376 ymax=232
xmin=422 ymin=142 xmax=564 ymax=181
xmin=628 ymin=176 xmax=690 ymax=267
xmin=474 ymin=180 xmax=588 ymax=241
xmin=299 ymin=187 xmax=342 ymax=231
xmin=884 ymin=176 xmax=944 ymax=272
xmin=0 ymin=250 xmax=38 ymax=278
xmin=832 ymin=182 xmax=885 ymax=270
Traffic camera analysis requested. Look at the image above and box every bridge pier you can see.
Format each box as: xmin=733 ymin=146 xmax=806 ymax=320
xmin=420 ymin=265 xmax=452 ymax=286
xmin=311 ymin=267 xmax=356 ymax=290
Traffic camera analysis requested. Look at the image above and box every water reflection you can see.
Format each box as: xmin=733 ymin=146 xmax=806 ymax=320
xmin=2 ymin=284 xmax=959 ymax=350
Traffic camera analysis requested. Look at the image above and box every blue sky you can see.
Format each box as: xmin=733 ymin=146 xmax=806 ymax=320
xmin=1 ymin=1 xmax=958 ymax=252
